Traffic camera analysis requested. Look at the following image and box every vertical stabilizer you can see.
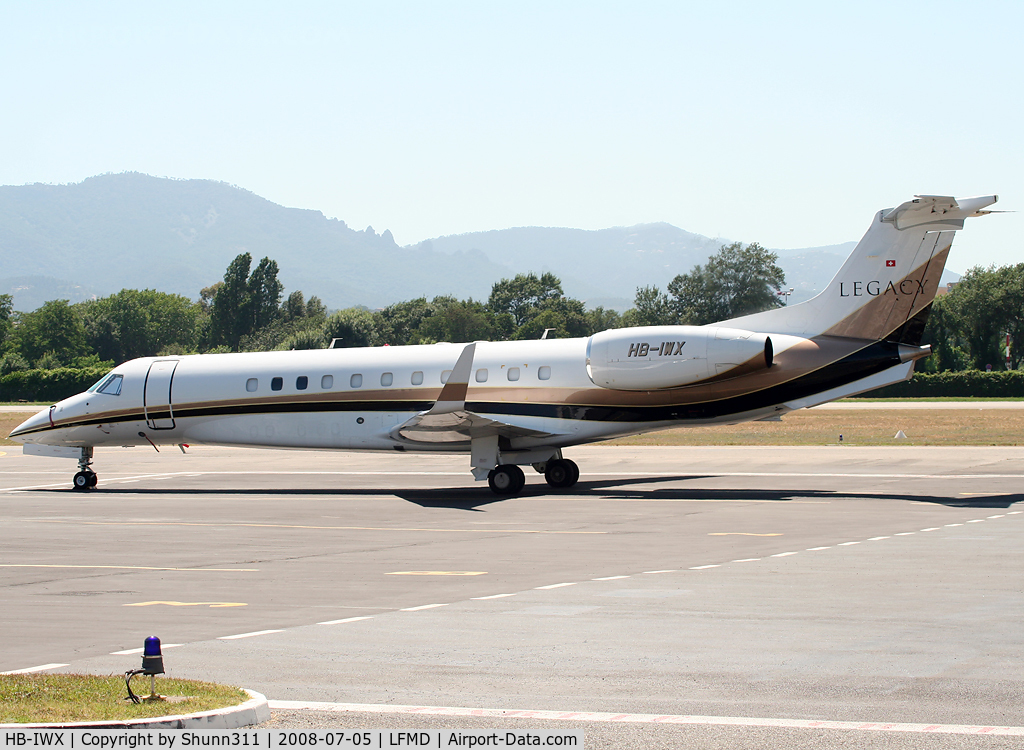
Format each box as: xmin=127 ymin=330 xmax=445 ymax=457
xmin=726 ymin=195 xmax=998 ymax=340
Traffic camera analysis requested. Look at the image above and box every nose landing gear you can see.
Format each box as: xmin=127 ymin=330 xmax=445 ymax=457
xmin=72 ymin=447 xmax=98 ymax=491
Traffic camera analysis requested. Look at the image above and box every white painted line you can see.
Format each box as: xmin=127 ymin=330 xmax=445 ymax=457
xmin=217 ymin=629 xmax=284 ymax=640
xmin=945 ymin=523 xmax=964 ymax=527
xmin=689 ymin=565 xmax=720 ymax=570
xmin=401 ymin=603 xmax=449 ymax=611
xmin=921 ymin=528 xmax=941 ymax=532
xmin=119 ymin=480 xmax=140 ymax=484
xmin=1009 ymin=511 xmax=1023 ymax=514
xmin=535 ymin=583 xmax=577 ymax=590
xmin=988 ymin=515 xmax=1006 ymax=519
xmin=868 ymin=536 xmax=891 ymax=541
xmin=771 ymin=552 xmax=798 ymax=557
xmin=967 ymin=519 xmax=985 ymax=523
xmin=838 ymin=542 xmax=860 ymax=546
xmin=472 ymin=593 xmax=517 ymax=600
xmin=1 ymin=663 xmax=69 ymax=675
xmin=592 ymin=576 xmax=630 ymax=581
xmin=806 ymin=547 xmax=831 ymax=551
xmin=642 ymin=570 xmax=676 ymax=574
xmin=894 ymin=532 xmax=915 ymax=536
xmin=109 ymin=644 xmax=182 ymax=655
xmin=731 ymin=558 xmax=760 ymax=563
xmin=266 ymin=700 xmax=1024 ymax=736
xmin=582 ymin=471 xmax=1024 ymax=480
xmin=318 ymin=616 xmax=373 ymax=625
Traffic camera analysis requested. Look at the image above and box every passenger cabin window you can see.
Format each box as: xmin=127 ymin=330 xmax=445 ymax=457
xmin=538 ymin=366 xmax=551 ymax=380
xmin=321 ymin=374 xmax=334 ymax=389
xmin=411 ymin=371 xmax=424 ymax=385
xmin=97 ymin=374 xmax=123 ymax=396
xmin=381 ymin=372 xmax=394 ymax=387
xmin=475 ymin=369 xmax=488 ymax=383
xmin=441 ymin=370 xmax=452 ymax=384
xmin=246 ymin=378 xmax=258 ymax=392
xmin=350 ymin=373 xmax=363 ymax=388
xmin=271 ymin=377 xmax=283 ymax=391
xmin=507 ymin=367 xmax=520 ymax=382
xmin=296 ymin=376 xmax=308 ymax=390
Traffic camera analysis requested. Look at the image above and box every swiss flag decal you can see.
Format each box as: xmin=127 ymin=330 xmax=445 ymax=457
xmin=886 ymin=260 xmax=896 ymax=267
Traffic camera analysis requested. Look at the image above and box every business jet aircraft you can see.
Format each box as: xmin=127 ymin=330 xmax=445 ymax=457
xmin=9 ymin=195 xmax=998 ymax=495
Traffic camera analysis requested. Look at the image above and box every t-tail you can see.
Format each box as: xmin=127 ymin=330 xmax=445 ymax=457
xmin=727 ymin=195 xmax=999 ymax=343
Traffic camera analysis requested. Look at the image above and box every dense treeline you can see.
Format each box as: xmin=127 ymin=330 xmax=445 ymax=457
xmin=0 ymin=253 xmax=625 ymax=376
xmin=1 ymin=244 xmax=1022 ymax=388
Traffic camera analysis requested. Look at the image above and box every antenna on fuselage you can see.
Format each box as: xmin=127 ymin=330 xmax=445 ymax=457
xmin=541 ymin=328 xmax=556 ymax=340
xmin=329 ymin=338 xmax=342 ymax=349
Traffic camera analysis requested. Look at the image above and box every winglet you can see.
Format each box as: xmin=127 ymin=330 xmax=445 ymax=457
xmin=429 ymin=343 xmax=476 ymax=415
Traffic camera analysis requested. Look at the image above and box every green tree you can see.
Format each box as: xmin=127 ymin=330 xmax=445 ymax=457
xmin=488 ymin=272 xmax=564 ymax=327
xmin=415 ymin=297 xmax=495 ymax=343
xmin=919 ymin=296 xmax=970 ymax=372
xmin=324 ymin=308 xmax=379 ymax=348
xmin=0 ymin=293 xmax=13 ymax=351
xmin=624 ymin=285 xmax=675 ymax=327
xmin=667 ymin=242 xmax=785 ymax=325
xmin=376 ymin=298 xmax=435 ymax=345
xmin=80 ymin=290 xmax=201 ymax=362
xmin=209 ymin=253 xmax=253 ymax=351
xmin=208 ymin=253 xmax=284 ymax=351
xmin=585 ymin=306 xmax=623 ymax=334
xmin=10 ymin=300 xmax=89 ymax=366
xmin=248 ymin=257 xmax=284 ymax=332
xmin=943 ymin=267 xmax=1005 ymax=370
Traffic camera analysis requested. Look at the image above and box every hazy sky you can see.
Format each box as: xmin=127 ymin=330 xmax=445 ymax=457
xmin=2 ymin=1 xmax=1020 ymax=273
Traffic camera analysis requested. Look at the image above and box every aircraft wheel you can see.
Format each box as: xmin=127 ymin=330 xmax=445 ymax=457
xmin=88 ymin=472 xmax=98 ymax=487
xmin=545 ymin=458 xmax=579 ymax=489
xmin=488 ymin=465 xmax=526 ymax=495
xmin=73 ymin=471 xmax=94 ymax=491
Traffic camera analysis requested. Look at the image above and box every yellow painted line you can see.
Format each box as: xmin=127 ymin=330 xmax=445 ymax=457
xmin=387 ymin=571 xmax=487 ymax=576
xmin=0 ymin=564 xmax=257 ymax=572
xmin=0 ymin=451 xmax=7 ymax=457
xmin=29 ymin=519 xmax=603 ymax=535
xmin=124 ymin=601 xmax=247 ymax=608
xmin=708 ymin=533 xmax=783 ymax=537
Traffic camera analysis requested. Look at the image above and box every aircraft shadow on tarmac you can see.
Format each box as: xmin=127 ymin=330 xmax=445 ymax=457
xmin=36 ymin=475 xmax=1024 ymax=512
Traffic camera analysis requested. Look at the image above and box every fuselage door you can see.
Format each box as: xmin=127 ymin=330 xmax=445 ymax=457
xmin=144 ymin=360 xmax=179 ymax=430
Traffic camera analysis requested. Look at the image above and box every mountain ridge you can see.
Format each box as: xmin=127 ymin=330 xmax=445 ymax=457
xmin=0 ymin=172 xmax=956 ymax=313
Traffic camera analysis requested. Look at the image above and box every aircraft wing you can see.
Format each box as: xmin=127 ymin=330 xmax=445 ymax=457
xmin=389 ymin=342 xmax=563 ymax=444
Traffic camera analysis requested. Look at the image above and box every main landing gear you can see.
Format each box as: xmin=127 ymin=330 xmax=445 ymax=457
xmin=486 ymin=458 xmax=580 ymax=496
xmin=72 ymin=447 xmax=98 ymax=491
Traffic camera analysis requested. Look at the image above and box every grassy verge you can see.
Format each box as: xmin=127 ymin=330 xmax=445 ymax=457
xmin=603 ymin=409 xmax=1024 ymax=446
xmin=1 ymin=412 xmax=28 ymax=445
xmin=0 ymin=673 xmax=248 ymax=724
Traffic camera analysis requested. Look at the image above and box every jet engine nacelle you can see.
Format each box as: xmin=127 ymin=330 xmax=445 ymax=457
xmin=586 ymin=325 xmax=773 ymax=391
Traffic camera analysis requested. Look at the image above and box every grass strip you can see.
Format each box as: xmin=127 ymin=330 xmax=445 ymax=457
xmin=0 ymin=673 xmax=248 ymax=724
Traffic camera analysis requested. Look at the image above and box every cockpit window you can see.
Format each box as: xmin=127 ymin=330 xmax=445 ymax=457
xmin=96 ymin=374 xmax=123 ymax=396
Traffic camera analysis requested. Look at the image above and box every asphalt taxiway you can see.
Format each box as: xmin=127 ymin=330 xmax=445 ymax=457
xmin=1 ymin=443 xmax=1023 ymax=748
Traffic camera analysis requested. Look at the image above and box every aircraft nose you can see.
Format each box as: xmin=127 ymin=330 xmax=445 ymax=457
xmin=8 ymin=407 xmax=53 ymax=443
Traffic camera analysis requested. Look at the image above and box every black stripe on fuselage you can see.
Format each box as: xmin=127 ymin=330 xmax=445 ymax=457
xmin=13 ymin=340 xmax=905 ymax=437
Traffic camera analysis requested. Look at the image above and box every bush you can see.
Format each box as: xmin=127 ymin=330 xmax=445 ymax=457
xmin=0 ymin=367 xmax=109 ymax=402
xmin=853 ymin=370 xmax=1024 ymax=398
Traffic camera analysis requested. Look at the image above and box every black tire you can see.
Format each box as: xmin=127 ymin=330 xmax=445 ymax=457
xmin=88 ymin=472 xmax=98 ymax=487
xmin=73 ymin=471 xmax=92 ymax=491
xmin=545 ymin=459 xmax=580 ymax=489
xmin=488 ymin=465 xmax=526 ymax=496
